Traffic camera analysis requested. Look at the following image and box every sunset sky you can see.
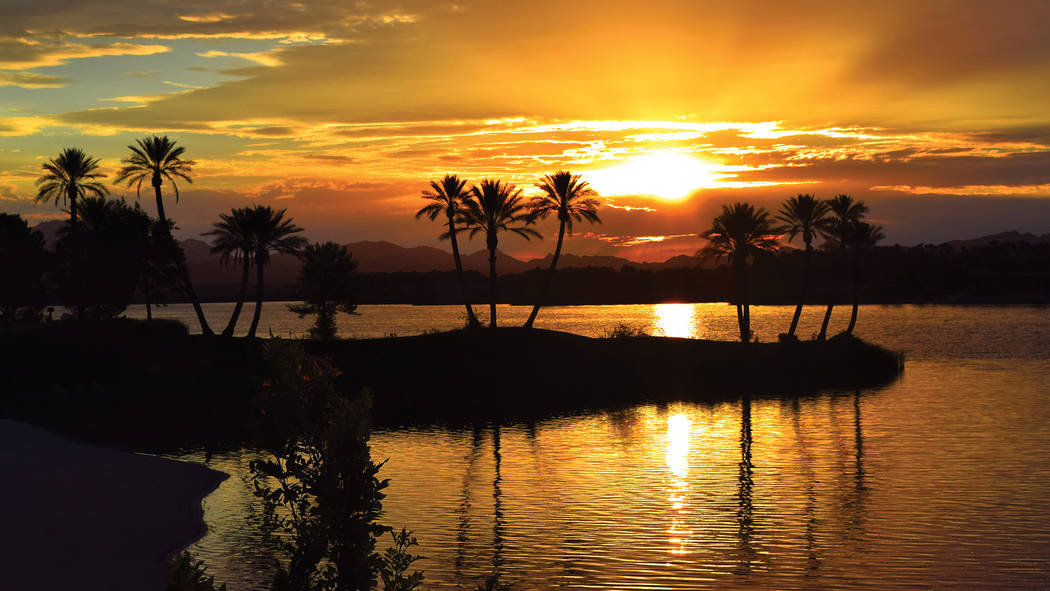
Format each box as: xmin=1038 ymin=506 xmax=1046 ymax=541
xmin=2 ymin=0 xmax=1049 ymax=261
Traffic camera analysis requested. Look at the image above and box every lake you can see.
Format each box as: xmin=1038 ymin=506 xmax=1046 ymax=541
xmin=152 ymin=303 xmax=1050 ymax=589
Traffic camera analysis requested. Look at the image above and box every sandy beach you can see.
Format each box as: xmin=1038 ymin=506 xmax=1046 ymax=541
xmin=0 ymin=419 xmax=227 ymax=590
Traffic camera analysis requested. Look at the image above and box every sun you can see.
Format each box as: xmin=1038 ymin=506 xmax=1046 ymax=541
xmin=586 ymin=151 xmax=724 ymax=202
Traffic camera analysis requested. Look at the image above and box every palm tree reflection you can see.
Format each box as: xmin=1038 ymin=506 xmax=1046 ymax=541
xmin=790 ymin=398 xmax=821 ymax=574
xmin=845 ymin=391 xmax=869 ymax=541
xmin=737 ymin=396 xmax=756 ymax=573
xmin=455 ymin=425 xmax=484 ymax=575
xmin=492 ymin=425 xmax=505 ymax=575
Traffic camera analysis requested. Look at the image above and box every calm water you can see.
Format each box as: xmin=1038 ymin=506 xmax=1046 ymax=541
xmin=159 ymin=304 xmax=1050 ymax=589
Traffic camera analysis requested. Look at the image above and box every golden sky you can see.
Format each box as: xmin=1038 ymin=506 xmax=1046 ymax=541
xmin=1 ymin=0 xmax=1049 ymax=260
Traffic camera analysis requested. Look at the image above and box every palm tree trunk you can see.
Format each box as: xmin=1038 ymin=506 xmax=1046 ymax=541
xmin=248 ymin=255 xmax=265 ymax=338
xmin=736 ymin=304 xmax=745 ymax=342
xmin=448 ymin=215 xmax=480 ymax=328
xmin=144 ymin=283 xmax=152 ymax=321
xmin=488 ymin=246 xmax=498 ymax=329
xmin=153 ymin=181 xmax=213 ymax=336
xmin=153 ymin=176 xmax=167 ymax=224
xmin=523 ymin=220 xmax=566 ymax=329
xmin=69 ymin=190 xmax=78 ymax=228
xmin=222 ymin=255 xmax=251 ymax=337
xmin=787 ymin=247 xmax=811 ymax=338
xmin=845 ymin=250 xmax=861 ymax=335
xmin=740 ymin=260 xmax=752 ymax=343
xmin=817 ymin=304 xmax=834 ymax=341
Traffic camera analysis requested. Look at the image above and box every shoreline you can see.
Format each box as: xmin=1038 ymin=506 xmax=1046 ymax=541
xmin=0 ymin=419 xmax=227 ymax=590
xmin=1 ymin=320 xmax=903 ymax=449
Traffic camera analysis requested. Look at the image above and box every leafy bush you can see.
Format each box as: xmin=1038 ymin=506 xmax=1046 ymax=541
xmin=380 ymin=527 xmax=424 ymax=591
xmin=602 ymin=323 xmax=649 ymax=339
xmin=250 ymin=339 xmax=423 ymax=591
xmin=165 ymin=552 xmax=227 ymax=591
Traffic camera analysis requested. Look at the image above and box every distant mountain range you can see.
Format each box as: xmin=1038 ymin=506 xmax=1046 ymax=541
xmin=943 ymin=231 xmax=1050 ymax=249
xmin=176 ymin=238 xmax=715 ymax=291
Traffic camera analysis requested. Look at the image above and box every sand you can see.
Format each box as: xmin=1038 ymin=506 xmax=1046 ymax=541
xmin=0 ymin=419 xmax=227 ymax=590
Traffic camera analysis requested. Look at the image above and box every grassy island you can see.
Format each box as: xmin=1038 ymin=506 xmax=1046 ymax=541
xmin=1 ymin=320 xmax=902 ymax=451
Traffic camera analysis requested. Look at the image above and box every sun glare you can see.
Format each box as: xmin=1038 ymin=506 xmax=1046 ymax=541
xmin=587 ymin=151 xmax=724 ymax=202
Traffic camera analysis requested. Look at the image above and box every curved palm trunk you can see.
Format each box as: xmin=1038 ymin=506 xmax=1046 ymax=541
xmin=817 ymin=304 xmax=834 ymax=341
xmin=153 ymin=180 xmax=213 ymax=336
xmin=786 ymin=246 xmax=812 ymax=338
xmin=222 ymin=255 xmax=251 ymax=337
xmin=448 ymin=215 xmax=480 ymax=328
xmin=524 ymin=220 xmax=566 ymax=329
xmin=488 ymin=245 xmax=498 ymax=329
xmin=248 ymin=256 xmax=265 ymax=338
xmin=845 ymin=250 xmax=862 ymax=335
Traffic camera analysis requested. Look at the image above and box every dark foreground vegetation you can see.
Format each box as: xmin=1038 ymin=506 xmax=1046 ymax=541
xmin=0 ymin=319 xmax=902 ymax=451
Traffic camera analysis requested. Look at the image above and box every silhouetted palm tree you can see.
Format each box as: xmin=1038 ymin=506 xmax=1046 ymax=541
xmin=243 ymin=205 xmax=306 ymax=338
xmin=523 ymin=171 xmax=601 ymax=329
xmin=817 ymin=195 xmax=869 ymax=340
xmin=203 ymin=207 xmax=256 ymax=337
xmin=843 ymin=221 xmax=884 ymax=336
xmin=776 ymin=194 xmax=831 ymax=339
xmin=114 ymin=135 xmax=214 ymax=335
xmin=416 ymin=175 xmax=480 ymax=328
xmin=460 ymin=180 xmax=540 ymax=328
xmin=701 ymin=203 xmax=779 ymax=343
xmin=35 ymin=148 xmax=108 ymax=227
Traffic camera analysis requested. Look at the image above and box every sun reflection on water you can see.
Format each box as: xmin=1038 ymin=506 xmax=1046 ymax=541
xmin=653 ymin=303 xmax=697 ymax=338
xmin=666 ymin=413 xmax=692 ymax=556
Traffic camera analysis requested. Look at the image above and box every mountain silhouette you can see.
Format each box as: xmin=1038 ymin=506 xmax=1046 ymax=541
xmin=945 ymin=231 xmax=1050 ymax=249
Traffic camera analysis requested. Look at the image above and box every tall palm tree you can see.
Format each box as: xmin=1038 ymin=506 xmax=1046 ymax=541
xmin=459 ymin=179 xmax=540 ymax=329
xmin=243 ymin=205 xmax=306 ymax=338
xmin=776 ymin=194 xmax=832 ymax=339
xmin=416 ymin=175 xmax=480 ymax=328
xmin=35 ymin=148 xmax=108 ymax=227
xmin=114 ymin=135 xmax=214 ymax=335
xmin=523 ymin=171 xmax=601 ymax=329
xmin=843 ymin=221 xmax=884 ymax=336
xmin=203 ymin=207 xmax=256 ymax=337
xmin=701 ymin=203 xmax=779 ymax=343
xmin=817 ymin=194 xmax=869 ymax=340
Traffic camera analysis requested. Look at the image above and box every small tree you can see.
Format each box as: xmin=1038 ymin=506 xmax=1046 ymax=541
xmin=250 ymin=340 xmax=423 ymax=591
xmin=0 ymin=213 xmax=49 ymax=330
xmin=288 ymin=242 xmax=358 ymax=340
xmin=54 ymin=197 xmax=171 ymax=319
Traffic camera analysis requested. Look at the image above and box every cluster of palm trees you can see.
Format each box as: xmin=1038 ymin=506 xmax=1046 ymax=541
xmin=702 ymin=194 xmax=883 ymax=343
xmin=36 ymin=138 xmax=879 ymax=342
xmin=35 ymin=138 xmax=310 ymax=337
xmin=415 ymin=171 xmax=602 ymax=329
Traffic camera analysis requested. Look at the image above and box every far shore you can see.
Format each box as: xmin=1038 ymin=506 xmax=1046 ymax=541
xmin=0 ymin=419 xmax=226 ymax=590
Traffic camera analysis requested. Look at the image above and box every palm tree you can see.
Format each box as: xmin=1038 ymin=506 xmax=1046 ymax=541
xmin=35 ymin=148 xmax=108 ymax=227
xmin=203 ymin=207 xmax=256 ymax=337
xmin=459 ymin=179 xmax=541 ymax=329
xmin=817 ymin=194 xmax=869 ymax=340
xmin=843 ymin=221 xmax=884 ymax=336
xmin=114 ymin=135 xmax=214 ymax=335
xmin=416 ymin=175 xmax=480 ymax=328
xmin=776 ymin=194 xmax=831 ymax=339
xmin=701 ymin=203 xmax=779 ymax=343
xmin=523 ymin=171 xmax=601 ymax=329
xmin=243 ymin=205 xmax=306 ymax=338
